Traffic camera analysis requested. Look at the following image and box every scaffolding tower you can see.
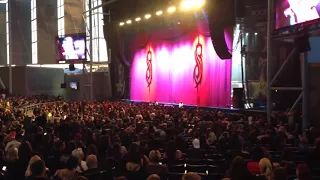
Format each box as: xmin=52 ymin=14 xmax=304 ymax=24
xmin=266 ymin=0 xmax=313 ymax=130
xmin=82 ymin=0 xmax=116 ymax=100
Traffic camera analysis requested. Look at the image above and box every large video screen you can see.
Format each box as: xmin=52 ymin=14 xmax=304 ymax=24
xmin=57 ymin=34 xmax=86 ymax=61
xmin=275 ymin=0 xmax=320 ymax=29
xmin=69 ymin=82 xmax=79 ymax=90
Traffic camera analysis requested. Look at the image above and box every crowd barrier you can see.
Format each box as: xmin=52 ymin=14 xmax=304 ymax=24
xmin=16 ymin=101 xmax=62 ymax=113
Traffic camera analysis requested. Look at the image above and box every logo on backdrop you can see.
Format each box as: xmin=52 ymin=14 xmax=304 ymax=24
xmin=146 ymin=47 xmax=153 ymax=88
xmin=193 ymin=36 xmax=203 ymax=88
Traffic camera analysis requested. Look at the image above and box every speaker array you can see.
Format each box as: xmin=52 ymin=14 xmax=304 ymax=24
xmin=207 ymin=0 xmax=245 ymax=60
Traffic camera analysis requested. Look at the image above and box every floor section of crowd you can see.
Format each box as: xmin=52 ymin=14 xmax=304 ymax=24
xmin=0 ymin=96 xmax=318 ymax=180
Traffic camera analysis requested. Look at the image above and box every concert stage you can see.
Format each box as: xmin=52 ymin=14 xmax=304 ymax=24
xmin=124 ymin=99 xmax=266 ymax=116
xmin=130 ymin=21 xmax=233 ymax=108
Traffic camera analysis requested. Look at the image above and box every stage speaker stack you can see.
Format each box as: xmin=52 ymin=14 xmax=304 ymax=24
xmin=233 ymin=88 xmax=244 ymax=108
xmin=207 ymin=0 xmax=236 ymax=60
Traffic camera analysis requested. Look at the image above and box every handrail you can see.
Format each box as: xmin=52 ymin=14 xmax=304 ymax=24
xmin=16 ymin=101 xmax=62 ymax=113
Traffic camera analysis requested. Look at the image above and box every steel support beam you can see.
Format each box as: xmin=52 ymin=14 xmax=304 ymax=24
xmin=267 ymin=0 xmax=273 ymax=123
xmin=89 ymin=0 xmax=93 ymax=100
xmin=270 ymin=87 xmax=302 ymax=91
xmin=84 ymin=0 xmax=118 ymax=100
xmin=8 ymin=1 xmax=12 ymax=94
xmin=301 ymin=53 xmax=309 ymax=130
xmin=289 ymin=92 xmax=302 ymax=113
xmin=83 ymin=0 xmax=118 ymax=14
xmin=270 ymin=48 xmax=297 ymax=86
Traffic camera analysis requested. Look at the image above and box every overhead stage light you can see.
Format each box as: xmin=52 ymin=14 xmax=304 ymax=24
xmin=156 ymin=10 xmax=163 ymax=16
xmin=119 ymin=22 xmax=125 ymax=26
xmin=135 ymin=17 xmax=141 ymax=22
xmin=126 ymin=20 xmax=132 ymax=24
xmin=167 ymin=6 xmax=176 ymax=13
xmin=181 ymin=0 xmax=205 ymax=10
xmin=145 ymin=14 xmax=151 ymax=19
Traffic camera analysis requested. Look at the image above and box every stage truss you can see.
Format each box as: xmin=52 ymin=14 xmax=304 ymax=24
xmin=81 ymin=0 xmax=116 ymax=100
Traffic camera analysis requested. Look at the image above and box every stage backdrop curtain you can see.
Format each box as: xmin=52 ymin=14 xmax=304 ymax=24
xmin=130 ymin=21 xmax=232 ymax=107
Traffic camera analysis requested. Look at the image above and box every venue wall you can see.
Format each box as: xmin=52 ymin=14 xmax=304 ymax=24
xmin=9 ymin=0 xmax=32 ymax=65
xmin=64 ymin=0 xmax=85 ymax=34
xmin=0 ymin=4 xmax=6 ymax=65
xmin=130 ymin=22 xmax=232 ymax=107
xmin=25 ymin=67 xmax=65 ymax=96
xmin=0 ymin=66 xmax=64 ymax=96
xmin=65 ymin=71 xmax=112 ymax=101
xmin=37 ymin=0 xmax=58 ymax=64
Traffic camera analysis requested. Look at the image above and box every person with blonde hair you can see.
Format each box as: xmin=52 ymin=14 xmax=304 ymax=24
xmin=5 ymin=146 xmax=18 ymax=162
xmin=259 ymin=158 xmax=272 ymax=180
xmin=25 ymin=155 xmax=41 ymax=177
xmin=147 ymin=174 xmax=160 ymax=180
xmin=146 ymin=150 xmax=167 ymax=175
xmin=72 ymin=148 xmax=88 ymax=173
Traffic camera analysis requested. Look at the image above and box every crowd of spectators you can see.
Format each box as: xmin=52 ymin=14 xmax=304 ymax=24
xmin=0 ymin=96 xmax=319 ymax=180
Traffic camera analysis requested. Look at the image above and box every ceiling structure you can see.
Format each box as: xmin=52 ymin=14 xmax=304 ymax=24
xmin=103 ymin=0 xmax=173 ymax=22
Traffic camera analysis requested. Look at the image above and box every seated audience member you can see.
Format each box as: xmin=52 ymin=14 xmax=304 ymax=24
xmin=296 ymin=164 xmax=311 ymax=180
xmin=4 ymin=131 xmax=20 ymax=151
xmin=247 ymin=146 xmax=265 ymax=175
xmin=5 ymin=147 xmax=20 ymax=180
xmin=26 ymin=155 xmax=42 ymax=177
xmin=228 ymin=156 xmax=265 ymax=180
xmin=207 ymin=129 xmax=217 ymax=145
xmin=46 ymin=140 xmax=65 ymax=173
xmin=53 ymin=156 xmax=79 ymax=180
xmin=182 ymin=172 xmax=201 ymax=180
xmin=192 ymin=138 xmax=200 ymax=149
xmin=72 ymin=148 xmax=88 ymax=173
xmin=146 ymin=150 xmax=168 ymax=175
xmin=123 ymin=143 xmax=149 ymax=180
xmin=273 ymin=167 xmax=287 ymax=180
xmin=73 ymin=176 xmax=88 ymax=180
xmin=81 ymin=155 xmax=111 ymax=180
xmin=26 ymin=160 xmax=48 ymax=180
xmin=259 ymin=158 xmax=272 ymax=180
xmin=147 ymin=174 xmax=160 ymax=180
xmin=5 ymin=147 xmax=19 ymax=162
xmin=199 ymin=135 xmax=210 ymax=149
xmin=163 ymin=141 xmax=183 ymax=164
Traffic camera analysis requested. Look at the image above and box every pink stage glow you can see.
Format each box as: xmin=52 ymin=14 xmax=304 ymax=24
xmin=130 ymin=22 xmax=232 ymax=107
